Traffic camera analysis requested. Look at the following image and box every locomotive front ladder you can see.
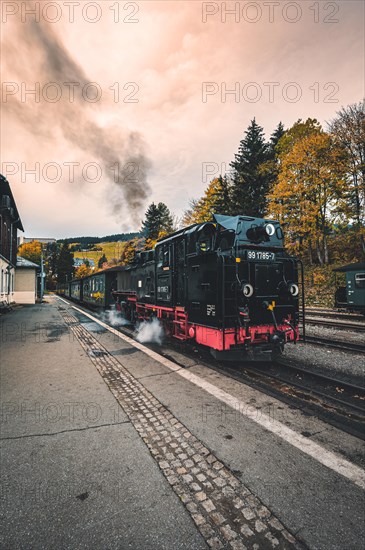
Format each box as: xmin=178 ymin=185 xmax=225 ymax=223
xmin=172 ymin=308 xmax=188 ymax=340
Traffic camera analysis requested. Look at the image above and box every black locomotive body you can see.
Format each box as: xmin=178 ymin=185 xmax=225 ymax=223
xmin=113 ymin=214 xmax=303 ymax=360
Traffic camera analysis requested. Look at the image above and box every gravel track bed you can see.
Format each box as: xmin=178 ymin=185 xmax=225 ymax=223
xmin=283 ymin=342 xmax=365 ymax=386
xmin=304 ymin=324 xmax=365 ymax=345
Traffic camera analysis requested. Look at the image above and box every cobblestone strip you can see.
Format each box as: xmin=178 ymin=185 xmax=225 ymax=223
xmin=61 ymin=309 xmax=304 ymax=550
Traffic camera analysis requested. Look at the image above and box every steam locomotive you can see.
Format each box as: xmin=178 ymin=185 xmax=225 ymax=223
xmin=111 ymin=214 xmax=303 ymax=360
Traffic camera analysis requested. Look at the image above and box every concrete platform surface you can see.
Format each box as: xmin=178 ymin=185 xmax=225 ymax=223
xmin=0 ymin=301 xmax=207 ymax=550
xmin=1 ymin=298 xmax=364 ymax=550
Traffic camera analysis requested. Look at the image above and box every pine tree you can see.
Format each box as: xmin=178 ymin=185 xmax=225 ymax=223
xmin=269 ymin=122 xmax=285 ymax=153
xmin=98 ymin=253 xmax=107 ymax=268
xmin=260 ymin=122 xmax=286 ymax=204
xmin=46 ymin=242 xmax=59 ymax=276
xmin=211 ymin=175 xmax=231 ymax=215
xmin=230 ymin=118 xmax=270 ymax=217
xmin=156 ymin=202 xmax=174 ymax=236
xmin=141 ymin=203 xmax=160 ymax=241
xmin=141 ymin=202 xmax=174 ymax=243
xmin=57 ymin=242 xmax=74 ymax=283
xmin=44 ymin=242 xmax=59 ymax=290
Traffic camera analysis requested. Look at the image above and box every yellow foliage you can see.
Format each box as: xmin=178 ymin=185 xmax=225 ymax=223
xmin=120 ymin=238 xmax=138 ymax=265
xmin=18 ymin=240 xmax=42 ymax=265
xmin=183 ymin=178 xmax=228 ymax=226
xmin=268 ymin=131 xmax=347 ymax=260
xmin=312 ymin=271 xmax=326 ymax=285
xmin=75 ymin=264 xmax=93 ymax=278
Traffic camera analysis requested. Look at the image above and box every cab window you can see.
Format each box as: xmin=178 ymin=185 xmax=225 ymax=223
xmin=163 ymin=246 xmax=170 ymax=267
xmin=355 ymin=273 xmax=365 ymax=289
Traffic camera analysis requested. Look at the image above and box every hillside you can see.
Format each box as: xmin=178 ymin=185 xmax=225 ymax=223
xmin=58 ymin=232 xmax=140 ymax=245
xmin=72 ymin=241 xmax=127 ymax=267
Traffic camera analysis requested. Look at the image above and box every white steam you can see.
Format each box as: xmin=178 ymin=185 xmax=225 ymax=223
xmin=135 ymin=318 xmax=164 ymax=345
xmin=102 ymin=308 xmax=130 ymax=327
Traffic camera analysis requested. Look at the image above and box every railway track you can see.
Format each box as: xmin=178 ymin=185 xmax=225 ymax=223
xmin=304 ymin=335 xmax=365 ymax=354
xmin=252 ymin=360 xmax=364 ymax=414
xmin=173 ymin=348 xmax=365 ymax=440
xmin=58 ymin=297 xmax=365 ymax=438
xmin=191 ymin=355 xmax=365 ymax=440
xmin=305 ymin=308 xmax=364 ymax=322
xmin=304 ymin=316 xmax=365 ymax=332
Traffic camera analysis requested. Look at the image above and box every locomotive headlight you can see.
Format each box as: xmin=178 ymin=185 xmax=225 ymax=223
xmin=265 ymin=223 xmax=275 ymax=236
xmin=243 ymin=284 xmax=254 ymax=297
xmin=289 ymin=283 xmax=299 ymax=297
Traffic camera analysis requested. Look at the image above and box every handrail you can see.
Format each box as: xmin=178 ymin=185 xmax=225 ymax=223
xmin=297 ymin=259 xmax=305 ymax=341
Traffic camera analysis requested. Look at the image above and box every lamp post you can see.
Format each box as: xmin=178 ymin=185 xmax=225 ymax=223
xmin=40 ymin=247 xmax=44 ymax=302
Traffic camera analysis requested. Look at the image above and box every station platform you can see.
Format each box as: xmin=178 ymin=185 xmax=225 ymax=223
xmin=1 ymin=297 xmax=364 ymax=549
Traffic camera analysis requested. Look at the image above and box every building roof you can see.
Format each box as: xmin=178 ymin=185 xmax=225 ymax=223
xmin=333 ymin=262 xmax=365 ymax=272
xmin=16 ymin=256 xmax=40 ymax=268
xmin=0 ymin=174 xmax=24 ymax=231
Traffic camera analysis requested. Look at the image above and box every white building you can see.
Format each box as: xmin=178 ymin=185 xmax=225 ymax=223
xmin=17 ymin=236 xmax=56 ymax=246
xmin=0 ymin=175 xmax=24 ymax=304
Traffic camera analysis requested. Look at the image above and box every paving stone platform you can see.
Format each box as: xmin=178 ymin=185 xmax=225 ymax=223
xmin=60 ymin=307 xmax=302 ymax=550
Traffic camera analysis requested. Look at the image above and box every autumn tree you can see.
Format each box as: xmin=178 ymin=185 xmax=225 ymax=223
xmin=57 ymin=242 xmax=74 ymax=282
xmin=75 ymin=264 xmax=93 ymax=278
xmin=276 ymin=118 xmax=322 ymax=157
xmin=120 ymin=238 xmax=138 ymax=265
xmin=18 ymin=240 xmax=42 ymax=265
xmin=230 ymin=118 xmax=270 ymax=217
xmin=329 ymin=100 xmax=365 ymax=253
xmin=183 ymin=176 xmax=232 ymax=225
xmin=268 ymin=127 xmax=347 ymax=264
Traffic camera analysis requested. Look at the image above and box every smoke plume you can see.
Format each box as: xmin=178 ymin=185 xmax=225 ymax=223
xmin=3 ymin=4 xmax=151 ymax=215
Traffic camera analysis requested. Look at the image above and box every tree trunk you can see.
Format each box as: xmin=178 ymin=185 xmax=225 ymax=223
xmin=323 ymin=234 xmax=329 ymax=264
xmin=308 ymin=240 xmax=314 ymax=265
xmin=361 ymin=233 xmax=365 ymax=257
xmin=316 ymin=237 xmax=324 ymax=266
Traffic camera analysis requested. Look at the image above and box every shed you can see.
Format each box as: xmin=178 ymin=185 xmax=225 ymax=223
xmin=14 ymin=256 xmax=40 ymax=304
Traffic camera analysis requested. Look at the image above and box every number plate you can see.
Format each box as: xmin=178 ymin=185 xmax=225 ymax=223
xmin=246 ymin=250 xmax=276 ymax=261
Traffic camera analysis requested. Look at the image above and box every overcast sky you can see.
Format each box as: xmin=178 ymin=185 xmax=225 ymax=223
xmin=2 ymin=0 xmax=364 ymax=239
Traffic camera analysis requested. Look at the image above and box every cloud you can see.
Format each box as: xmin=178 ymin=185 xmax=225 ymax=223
xmin=1 ymin=0 xmax=364 ymax=238
xmin=2 ymin=3 xmax=151 ymax=219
